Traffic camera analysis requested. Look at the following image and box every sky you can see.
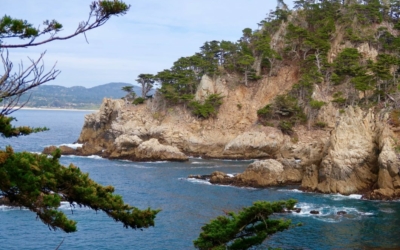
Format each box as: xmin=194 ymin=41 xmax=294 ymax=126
xmin=2 ymin=0 xmax=294 ymax=88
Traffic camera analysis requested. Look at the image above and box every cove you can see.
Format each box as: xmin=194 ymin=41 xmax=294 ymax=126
xmin=0 ymin=109 xmax=399 ymax=249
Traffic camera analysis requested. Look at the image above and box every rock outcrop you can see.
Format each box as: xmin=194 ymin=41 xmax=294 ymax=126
xmin=237 ymin=159 xmax=302 ymax=187
xmin=74 ymin=73 xmax=400 ymax=200
xmin=307 ymin=107 xmax=379 ymax=195
xmin=75 ymin=70 xmax=299 ymax=161
xmin=188 ymin=105 xmax=400 ymax=200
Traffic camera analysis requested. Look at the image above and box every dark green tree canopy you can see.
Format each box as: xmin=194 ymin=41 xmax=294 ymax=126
xmin=193 ymin=199 xmax=298 ymax=250
xmin=136 ymin=73 xmax=155 ymax=98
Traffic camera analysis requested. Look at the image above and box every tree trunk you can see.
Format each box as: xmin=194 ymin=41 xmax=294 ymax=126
xmin=252 ymin=55 xmax=263 ymax=76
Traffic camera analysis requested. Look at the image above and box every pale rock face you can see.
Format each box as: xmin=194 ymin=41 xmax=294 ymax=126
xmin=374 ymin=125 xmax=400 ymax=197
xmin=357 ymin=42 xmax=378 ymax=61
xmin=317 ymin=102 xmax=339 ymax=128
xmin=194 ymin=75 xmax=229 ymax=102
xmin=195 ymin=75 xmax=215 ymax=101
xmin=115 ymin=135 xmax=142 ymax=148
xmin=237 ymin=159 xmax=292 ymax=187
xmin=301 ymin=164 xmax=319 ymax=190
xmin=279 ymin=139 xmax=327 ymax=168
xmin=136 ymin=138 xmax=188 ymax=161
xmin=313 ymin=107 xmax=378 ymax=194
xmin=223 ymin=128 xmax=284 ymax=158
xmin=111 ymin=120 xmax=148 ymax=137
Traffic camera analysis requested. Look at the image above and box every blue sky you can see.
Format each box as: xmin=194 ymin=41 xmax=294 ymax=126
xmin=2 ymin=0 xmax=293 ymax=87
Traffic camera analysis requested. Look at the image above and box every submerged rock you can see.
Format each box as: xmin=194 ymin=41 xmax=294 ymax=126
xmin=42 ymin=145 xmax=77 ymax=155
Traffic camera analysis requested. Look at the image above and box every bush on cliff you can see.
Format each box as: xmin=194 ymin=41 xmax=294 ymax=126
xmin=133 ymin=97 xmax=145 ymax=105
xmin=189 ymin=93 xmax=224 ymax=119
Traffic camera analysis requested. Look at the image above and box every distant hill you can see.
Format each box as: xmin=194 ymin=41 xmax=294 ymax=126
xmin=19 ymin=82 xmax=143 ymax=109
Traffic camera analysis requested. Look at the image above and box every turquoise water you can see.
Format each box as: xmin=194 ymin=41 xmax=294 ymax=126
xmin=0 ymin=109 xmax=399 ymax=250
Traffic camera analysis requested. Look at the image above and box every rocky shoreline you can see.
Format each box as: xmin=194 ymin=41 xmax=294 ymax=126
xmin=45 ymin=74 xmax=400 ymax=201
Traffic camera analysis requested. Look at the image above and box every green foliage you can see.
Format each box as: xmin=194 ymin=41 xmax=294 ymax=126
xmin=334 ymin=48 xmax=362 ymax=77
xmin=122 ymin=86 xmax=133 ymax=93
xmin=350 ymin=0 xmax=384 ymax=25
xmin=0 ymin=115 xmax=48 ymax=138
xmin=332 ymin=92 xmax=347 ymax=105
xmin=0 ymin=147 xmax=160 ymax=232
xmin=98 ymin=0 xmax=130 ymax=15
xmin=257 ymin=104 xmax=273 ymax=125
xmin=278 ymin=120 xmax=294 ymax=135
xmin=148 ymin=0 xmax=400 ymax=123
xmin=0 ymin=15 xmax=42 ymax=39
xmin=257 ymin=94 xmax=306 ymax=129
xmin=189 ymin=94 xmax=224 ymax=119
xmin=193 ymin=199 xmax=298 ymax=250
xmin=133 ymin=97 xmax=145 ymax=105
xmin=122 ymin=85 xmax=136 ymax=100
xmin=309 ymin=99 xmax=326 ymax=109
xmin=0 ymin=1 xmax=129 ymax=44
xmin=136 ymin=73 xmax=155 ymax=98
xmin=314 ymin=121 xmax=327 ymax=128
xmin=0 ymin=1 xmax=161 ymax=234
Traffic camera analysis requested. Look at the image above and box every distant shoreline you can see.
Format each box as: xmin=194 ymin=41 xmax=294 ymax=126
xmin=11 ymin=107 xmax=98 ymax=112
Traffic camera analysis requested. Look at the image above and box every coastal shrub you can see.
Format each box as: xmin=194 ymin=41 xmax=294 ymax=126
xmin=133 ymin=97 xmax=145 ymax=105
xmin=332 ymin=92 xmax=347 ymax=105
xmin=257 ymin=104 xmax=273 ymax=125
xmin=274 ymin=95 xmax=301 ymax=116
xmin=309 ymin=99 xmax=326 ymax=109
xmin=314 ymin=121 xmax=327 ymax=129
xmin=257 ymin=94 xmax=306 ymax=127
xmin=237 ymin=103 xmax=243 ymax=110
xmin=189 ymin=93 xmax=224 ymax=119
xmin=278 ymin=120 xmax=294 ymax=135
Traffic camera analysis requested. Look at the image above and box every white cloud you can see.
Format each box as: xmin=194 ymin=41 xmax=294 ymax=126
xmin=1 ymin=0 xmax=294 ymax=87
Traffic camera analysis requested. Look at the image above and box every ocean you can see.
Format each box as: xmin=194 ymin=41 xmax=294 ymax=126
xmin=0 ymin=109 xmax=399 ymax=250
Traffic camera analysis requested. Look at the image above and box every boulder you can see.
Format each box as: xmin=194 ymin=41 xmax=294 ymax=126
xmin=42 ymin=145 xmax=77 ymax=155
xmin=223 ymin=128 xmax=284 ymax=159
xmin=235 ymin=159 xmax=300 ymax=187
xmin=115 ymin=135 xmax=143 ymax=148
xmin=42 ymin=146 xmax=58 ymax=155
xmin=135 ymin=138 xmax=188 ymax=161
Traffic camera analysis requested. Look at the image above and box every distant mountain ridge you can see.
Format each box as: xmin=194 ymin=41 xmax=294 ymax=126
xmin=19 ymin=82 xmax=142 ymax=109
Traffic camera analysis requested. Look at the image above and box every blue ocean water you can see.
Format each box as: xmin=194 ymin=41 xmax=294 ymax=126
xmin=0 ymin=109 xmax=400 ymax=250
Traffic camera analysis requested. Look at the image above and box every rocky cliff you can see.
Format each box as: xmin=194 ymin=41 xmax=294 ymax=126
xmin=61 ymin=2 xmax=400 ymax=200
xmin=203 ymin=105 xmax=400 ymax=200
xmin=75 ymin=68 xmax=299 ymax=160
xmin=62 ymin=70 xmax=400 ymax=200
